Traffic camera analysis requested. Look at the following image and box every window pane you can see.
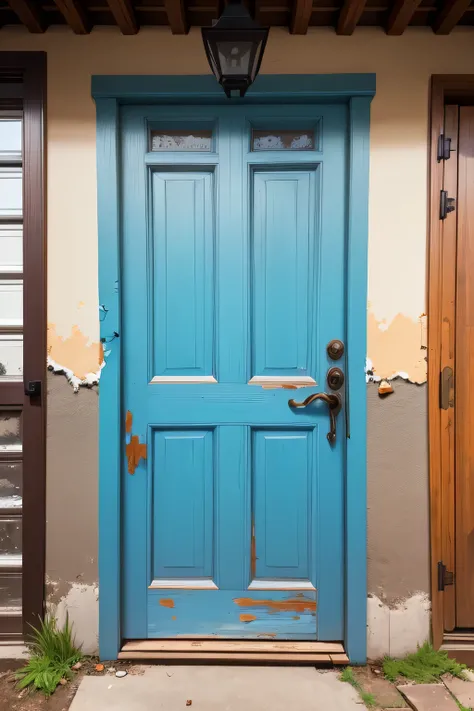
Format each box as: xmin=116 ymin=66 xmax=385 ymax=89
xmin=0 ymin=411 xmax=21 ymax=451
xmin=0 ymin=518 xmax=21 ymax=556
xmin=0 ymin=280 xmax=22 ymax=328
xmin=0 ymin=224 xmax=22 ymax=274
xmin=252 ymin=129 xmax=315 ymax=151
xmin=0 ymin=335 xmax=22 ymax=380
xmin=0 ymin=574 xmax=21 ymax=610
xmin=0 ymin=461 xmax=22 ymax=510
xmin=151 ymin=130 xmax=212 ymax=152
xmin=0 ymin=166 xmax=22 ymax=218
xmin=0 ymin=119 xmax=21 ymax=162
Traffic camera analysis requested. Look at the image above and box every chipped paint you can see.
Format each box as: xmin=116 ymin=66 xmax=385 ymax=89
xmin=159 ymin=598 xmax=175 ymax=609
xmin=48 ymin=324 xmax=103 ymax=380
xmin=367 ymin=593 xmax=430 ymax=660
xmin=126 ymin=435 xmax=147 ymax=475
xmin=171 ymin=615 xmax=177 ymax=621
xmin=292 ymin=615 xmax=300 ymax=620
xmin=125 ymin=410 xmax=132 ymax=434
xmin=367 ymin=312 xmax=427 ymax=384
xmin=257 ymin=633 xmax=277 ymax=638
xmin=378 ymin=380 xmax=394 ymax=396
xmin=47 ymin=355 xmax=105 ymax=393
xmin=240 ymin=613 xmax=257 ymax=623
xmin=234 ymin=596 xmax=317 ymax=614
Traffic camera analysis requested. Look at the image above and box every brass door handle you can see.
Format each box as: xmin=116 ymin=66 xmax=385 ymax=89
xmin=288 ymin=392 xmax=342 ymax=444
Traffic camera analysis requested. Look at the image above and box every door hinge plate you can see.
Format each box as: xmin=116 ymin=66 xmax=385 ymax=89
xmin=440 ymin=366 xmax=454 ymax=409
xmin=440 ymin=190 xmax=456 ymax=220
xmin=438 ymin=561 xmax=455 ymax=591
xmin=438 ymin=134 xmax=452 ymax=162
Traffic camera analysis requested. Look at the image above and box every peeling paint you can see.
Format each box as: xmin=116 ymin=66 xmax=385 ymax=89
xmin=47 ymin=355 xmax=105 ymax=393
xmin=240 ymin=613 xmax=257 ymax=623
xmin=367 ymin=312 xmax=427 ymax=385
xmin=48 ymin=324 xmax=103 ymax=380
xmin=126 ymin=435 xmax=147 ymax=475
xmin=47 ymin=582 xmax=99 ymax=655
xmin=367 ymin=592 xmax=430 ymax=661
xmin=125 ymin=410 xmax=132 ymax=434
xmin=234 ymin=596 xmax=317 ymax=614
xmin=159 ymin=598 xmax=175 ymax=609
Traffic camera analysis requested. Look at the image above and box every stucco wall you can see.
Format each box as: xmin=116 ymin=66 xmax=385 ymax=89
xmin=1 ymin=25 xmax=473 ymax=655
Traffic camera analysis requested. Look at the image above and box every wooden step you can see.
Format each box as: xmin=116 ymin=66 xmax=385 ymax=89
xmin=119 ymin=640 xmax=348 ymax=664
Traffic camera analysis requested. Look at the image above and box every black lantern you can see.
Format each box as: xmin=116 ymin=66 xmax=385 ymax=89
xmin=202 ymin=0 xmax=269 ymax=98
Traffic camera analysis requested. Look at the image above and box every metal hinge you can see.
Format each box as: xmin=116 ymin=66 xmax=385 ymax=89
xmin=438 ymin=561 xmax=455 ymax=591
xmin=437 ymin=134 xmax=452 ymax=162
xmin=440 ymin=190 xmax=456 ymax=220
xmin=440 ymin=366 xmax=454 ymax=409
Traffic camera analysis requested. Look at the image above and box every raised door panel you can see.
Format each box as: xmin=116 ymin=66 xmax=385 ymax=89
xmin=152 ymin=172 xmax=215 ymax=382
xmin=251 ymin=170 xmax=318 ymax=385
xmin=152 ymin=429 xmax=214 ymax=585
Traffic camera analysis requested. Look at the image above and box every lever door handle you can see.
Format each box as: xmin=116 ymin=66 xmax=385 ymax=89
xmin=288 ymin=392 xmax=342 ymax=444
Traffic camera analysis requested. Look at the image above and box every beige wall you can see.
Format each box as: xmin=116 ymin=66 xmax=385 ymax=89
xmin=1 ymin=25 xmax=474 ymax=382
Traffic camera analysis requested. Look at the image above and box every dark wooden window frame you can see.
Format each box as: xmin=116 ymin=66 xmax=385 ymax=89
xmin=429 ymin=75 xmax=474 ymax=655
xmin=0 ymin=52 xmax=47 ymax=639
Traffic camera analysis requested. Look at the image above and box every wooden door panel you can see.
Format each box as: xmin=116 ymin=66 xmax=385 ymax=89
xmin=455 ymin=106 xmax=474 ymax=628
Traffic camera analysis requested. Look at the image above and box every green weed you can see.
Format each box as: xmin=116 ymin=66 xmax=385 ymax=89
xmin=339 ymin=666 xmax=376 ymax=708
xmin=16 ymin=615 xmax=82 ymax=696
xmin=383 ymin=642 xmax=466 ymax=684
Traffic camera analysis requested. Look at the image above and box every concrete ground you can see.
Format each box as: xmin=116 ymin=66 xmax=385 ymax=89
xmin=69 ymin=666 xmax=363 ymax=711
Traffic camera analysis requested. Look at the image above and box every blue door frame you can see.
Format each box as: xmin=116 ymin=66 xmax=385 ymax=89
xmin=92 ymin=73 xmax=375 ymax=663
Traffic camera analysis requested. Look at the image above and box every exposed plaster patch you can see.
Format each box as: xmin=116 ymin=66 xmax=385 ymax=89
xmin=367 ymin=312 xmax=427 ymax=384
xmin=367 ymin=593 xmax=430 ymax=661
xmin=48 ymin=582 xmax=99 ymax=655
xmin=48 ymin=324 xmax=103 ymax=382
xmin=48 ymin=355 xmax=105 ymax=393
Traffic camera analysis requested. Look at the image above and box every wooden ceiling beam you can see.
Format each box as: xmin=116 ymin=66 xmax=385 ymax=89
xmin=433 ymin=0 xmax=471 ymax=33
xmin=53 ymin=0 xmax=90 ymax=33
xmin=164 ymin=0 xmax=188 ymax=33
xmin=6 ymin=0 xmax=46 ymax=32
xmin=106 ymin=0 xmax=138 ymax=33
xmin=336 ymin=0 xmax=367 ymax=34
xmin=387 ymin=0 xmax=423 ymax=33
xmin=290 ymin=0 xmax=313 ymax=34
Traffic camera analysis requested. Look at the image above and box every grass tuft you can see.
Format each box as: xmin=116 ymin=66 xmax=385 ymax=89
xmin=15 ymin=615 xmax=83 ymax=696
xmin=339 ymin=666 xmax=376 ymax=708
xmin=383 ymin=642 xmax=466 ymax=684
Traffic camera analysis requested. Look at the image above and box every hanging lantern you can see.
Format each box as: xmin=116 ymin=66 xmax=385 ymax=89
xmin=202 ymin=0 xmax=269 ymax=98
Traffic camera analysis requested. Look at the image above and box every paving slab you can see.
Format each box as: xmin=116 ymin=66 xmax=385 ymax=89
xmin=398 ymin=683 xmax=459 ymax=711
xmin=353 ymin=668 xmax=406 ymax=708
xmin=69 ymin=666 xmax=363 ymax=711
xmin=443 ymin=674 xmax=474 ymax=708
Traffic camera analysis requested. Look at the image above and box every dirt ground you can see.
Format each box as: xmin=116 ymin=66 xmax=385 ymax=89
xmin=0 ymin=659 xmax=141 ymax=711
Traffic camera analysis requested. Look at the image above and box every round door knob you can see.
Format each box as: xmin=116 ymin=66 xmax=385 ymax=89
xmin=327 ymin=339 xmax=345 ymax=360
xmin=327 ymin=367 xmax=345 ymax=391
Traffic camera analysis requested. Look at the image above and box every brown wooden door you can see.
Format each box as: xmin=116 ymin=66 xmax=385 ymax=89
xmin=455 ymin=106 xmax=474 ymax=629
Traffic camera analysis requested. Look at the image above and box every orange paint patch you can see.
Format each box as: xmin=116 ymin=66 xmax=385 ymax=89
xmin=257 ymin=633 xmax=277 ymax=638
xmin=171 ymin=616 xmax=177 ymax=621
xmin=125 ymin=410 xmax=133 ymax=434
xmin=240 ymin=614 xmax=257 ymax=623
xmin=368 ymin=312 xmax=427 ymax=384
xmin=234 ymin=596 xmax=316 ymax=614
xmin=48 ymin=324 xmax=103 ymax=379
xmin=126 ymin=435 xmax=147 ymax=475
xmin=159 ymin=598 xmax=175 ymax=609
xmin=292 ymin=616 xmax=300 ymax=620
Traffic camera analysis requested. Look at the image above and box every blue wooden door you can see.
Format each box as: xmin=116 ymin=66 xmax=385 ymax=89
xmin=121 ymin=104 xmax=347 ymax=641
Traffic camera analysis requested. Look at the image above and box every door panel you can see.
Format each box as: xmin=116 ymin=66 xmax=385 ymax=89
xmin=455 ymin=106 xmax=474 ymax=628
xmin=252 ymin=171 xmax=317 ymax=384
xmin=121 ymin=104 xmax=347 ymax=641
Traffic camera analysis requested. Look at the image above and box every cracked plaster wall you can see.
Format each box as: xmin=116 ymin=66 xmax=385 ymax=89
xmin=1 ymin=27 xmax=472 ymax=652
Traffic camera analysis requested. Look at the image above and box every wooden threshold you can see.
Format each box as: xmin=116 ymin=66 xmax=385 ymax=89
xmin=119 ymin=640 xmax=348 ymax=665
xmin=441 ymin=631 xmax=474 ymax=666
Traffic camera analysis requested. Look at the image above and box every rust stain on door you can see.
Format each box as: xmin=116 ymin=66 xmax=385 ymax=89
xmin=126 ymin=435 xmax=147 ymax=475
xmin=125 ymin=410 xmax=133 ymax=434
xmin=234 ymin=596 xmax=316 ymax=614
xmin=240 ymin=613 xmax=257 ymax=623
xmin=159 ymin=598 xmax=175 ymax=609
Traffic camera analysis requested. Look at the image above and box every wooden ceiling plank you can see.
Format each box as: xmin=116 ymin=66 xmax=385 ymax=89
xmin=6 ymin=0 xmax=46 ymax=32
xmin=106 ymin=0 xmax=138 ymax=33
xmin=387 ymin=0 xmax=423 ymax=34
xmin=434 ymin=0 xmax=471 ymax=33
xmin=290 ymin=0 xmax=313 ymax=34
xmin=53 ymin=0 xmax=90 ymax=33
xmin=336 ymin=0 xmax=367 ymax=34
xmin=164 ymin=0 xmax=188 ymax=33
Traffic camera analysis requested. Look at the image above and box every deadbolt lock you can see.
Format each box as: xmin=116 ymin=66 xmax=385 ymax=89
xmin=327 ymin=339 xmax=345 ymax=360
xmin=327 ymin=367 xmax=344 ymax=391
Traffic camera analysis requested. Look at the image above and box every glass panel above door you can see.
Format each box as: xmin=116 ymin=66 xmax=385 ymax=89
xmin=252 ymin=129 xmax=315 ymax=151
xmin=151 ymin=129 xmax=213 ymax=152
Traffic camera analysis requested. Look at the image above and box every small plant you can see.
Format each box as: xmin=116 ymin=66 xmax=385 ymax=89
xmin=340 ymin=666 xmax=377 ymax=708
xmin=16 ymin=615 xmax=82 ymax=696
xmin=383 ymin=642 xmax=466 ymax=684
